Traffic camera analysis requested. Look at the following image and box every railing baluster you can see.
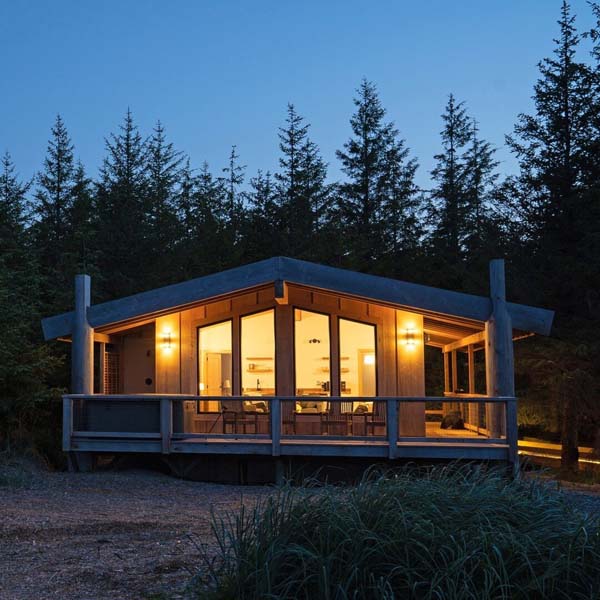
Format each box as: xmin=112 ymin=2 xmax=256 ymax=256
xmin=271 ymin=397 xmax=281 ymax=456
xmin=160 ymin=398 xmax=172 ymax=454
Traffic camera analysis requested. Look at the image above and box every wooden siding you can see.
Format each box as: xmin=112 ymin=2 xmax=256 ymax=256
xmin=150 ymin=284 xmax=429 ymax=409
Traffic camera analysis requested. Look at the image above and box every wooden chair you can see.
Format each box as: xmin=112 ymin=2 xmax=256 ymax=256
xmin=320 ymin=401 xmax=353 ymax=436
xmin=365 ymin=401 xmax=387 ymax=437
xmin=221 ymin=400 xmax=258 ymax=434
xmin=281 ymin=400 xmax=296 ymax=435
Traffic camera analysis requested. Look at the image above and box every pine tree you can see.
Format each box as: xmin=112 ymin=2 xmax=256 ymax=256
xmin=145 ymin=121 xmax=184 ymax=287
xmin=0 ymin=154 xmax=59 ymax=450
xmin=245 ymin=170 xmax=280 ymax=260
xmin=428 ymin=94 xmax=472 ymax=266
xmin=32 ymin=114 xmax=77 ymax=312
xmin=219 ymin=146 xmax=247 ymax=263
xmin=94 ymin=109 xmax=149 ymax=299
xmin=506 ymin=1 xmax=599 ymax=471
xmin=275 ymin=104 xmax=329 ymax=259
xmin=178 ymin=161 xmax=229 ymax=277
xmin=336 ymin=80 xmax=419 ymax=271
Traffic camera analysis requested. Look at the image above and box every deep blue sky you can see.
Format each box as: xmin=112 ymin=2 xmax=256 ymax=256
xmin=0 ymin=1 xmax=596 ymax=189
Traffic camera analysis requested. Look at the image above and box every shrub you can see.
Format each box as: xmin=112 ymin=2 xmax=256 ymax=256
xmin=191 ymin=465 xmax=600 ymax=599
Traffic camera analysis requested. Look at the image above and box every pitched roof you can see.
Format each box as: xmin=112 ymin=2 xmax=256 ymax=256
xmin=41 ymin=256 xmax=554 ymax=341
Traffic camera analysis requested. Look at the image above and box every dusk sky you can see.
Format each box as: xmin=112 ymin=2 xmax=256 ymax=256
xmin=0 ymin=1 xmax=597 ymax=189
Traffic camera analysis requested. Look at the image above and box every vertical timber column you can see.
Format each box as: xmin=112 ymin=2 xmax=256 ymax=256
xmin=396 ymin=310 xmax=425 ymax=437
xmin=485 ymin=259 xmax=515 ymax=440
xmin=155 ymin=314 xmax=182 ymax=433
xmin=72 ymin=274 xmax=94 ymax=394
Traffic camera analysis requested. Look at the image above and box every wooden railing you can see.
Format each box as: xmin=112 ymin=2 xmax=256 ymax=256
xmin=62 ymin=394 xmax=518 ymax=463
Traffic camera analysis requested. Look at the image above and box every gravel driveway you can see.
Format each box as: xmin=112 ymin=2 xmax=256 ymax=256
xmin=0 ymin=469 xmax=269 ymax=600
xmin=2 ymin=467 xmax=599 ymax=600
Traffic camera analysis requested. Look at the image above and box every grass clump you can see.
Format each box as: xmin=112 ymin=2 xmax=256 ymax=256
xmin=192 ymin=464 xmax=600 ymax=599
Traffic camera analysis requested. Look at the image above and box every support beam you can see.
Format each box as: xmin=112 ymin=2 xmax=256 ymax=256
xmin=442 ymin=330 xmax=486 ymax=354
xmin=274 ymin=280 xmax=289 ymax=305
xmin=485 ymin=260 xmax=515 ymax=444
xmin=72 ymin=274 xmax=93 ymax=394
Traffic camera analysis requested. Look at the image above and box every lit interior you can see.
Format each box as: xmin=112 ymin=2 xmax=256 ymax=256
xmin=241 ymin=310 xmax=275 ymax=398
xmin=339 ymin=318 xmax=376 ymax=412
xmin=198 ymin=320 xmax=232 ymax=411
xmin=294 ymin=310 xmax=330 ymax=411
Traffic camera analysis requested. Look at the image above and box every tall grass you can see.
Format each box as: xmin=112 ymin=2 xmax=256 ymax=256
xmin=191 ymin=465 xmax=600 ymax=599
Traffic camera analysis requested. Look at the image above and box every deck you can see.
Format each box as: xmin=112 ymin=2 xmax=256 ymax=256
xmin=63 ymin=394 xmax=518 ymax=465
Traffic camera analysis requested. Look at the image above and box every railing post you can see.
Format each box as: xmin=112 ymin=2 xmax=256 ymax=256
xmin=271 ymin=397 xmax=281 ymax=457
xmin=506 ymin=397 xmax=518 ymax=467
xmin=62 ymin=396 xmax=72 ymax=451
xmin=160 ymin=398 xmax=172 ymax=454
xmin=387 ymin=399 xmax=398 ymax=459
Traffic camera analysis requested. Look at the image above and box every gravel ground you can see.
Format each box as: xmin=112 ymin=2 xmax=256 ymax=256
xmin=0 ymin=468 xmax=269 ymax=600
xmin=1 ymin=467 xmax=600 ymax=600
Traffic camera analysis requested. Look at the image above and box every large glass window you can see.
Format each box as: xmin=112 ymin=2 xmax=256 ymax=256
xmin=294 ymin=310 xmax=330 ymax=411
xmin=241 ymin=310 xmax=275 ymax=397
xmin=339 ymin=319 xmax=376 ymax=410
xmin=198 ymin=320 xmax=232 ymax=411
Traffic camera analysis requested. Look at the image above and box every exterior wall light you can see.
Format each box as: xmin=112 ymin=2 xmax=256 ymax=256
xmin=162 ymin=330 xmax=173 ymax=351
xmin=402 ymin=328 xmax=417 ymax=348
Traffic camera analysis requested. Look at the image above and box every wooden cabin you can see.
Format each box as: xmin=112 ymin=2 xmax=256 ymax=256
xmin=42 ymin=257 xmax=553 ymax=480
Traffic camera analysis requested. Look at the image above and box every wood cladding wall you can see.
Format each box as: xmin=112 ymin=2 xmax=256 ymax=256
xmin=147 ymin=284 xmax=426 ymax=435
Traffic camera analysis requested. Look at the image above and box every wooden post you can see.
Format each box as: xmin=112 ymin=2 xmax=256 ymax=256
xmin=160 ymin=398 xmax=172 ymax=454
xmin=485 ymin=260 xmax=515 ymax=448
xmin=387 ymin=399 xmax=398 ymax=459
xmin=442 ymin=351 xmax=451 ymax=416
xmin=451 ymin=350 xmax=458 ymax=412
xmin=62 ymin=397 xmax=72 ymax=451
xmin=506 ymin=398 xmax=518 ymax=467
xmin=467 ymin=344 xmax=477 ymax=428
xmin=72 ymin=274 xmax=94 ymax=394
xmin=271 ymin=397 xmax=281 ymax=457
xmin=98 ymin=342 xmax=106 ymax=393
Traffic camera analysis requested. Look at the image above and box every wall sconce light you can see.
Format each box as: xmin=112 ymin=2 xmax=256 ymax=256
xmin=401 ymin=328 xmax=417 ymax=348
xmin=363 ymin=353 xmax=375 ymax=365
xmin=161 ymin=330 xmax=173 ymax=352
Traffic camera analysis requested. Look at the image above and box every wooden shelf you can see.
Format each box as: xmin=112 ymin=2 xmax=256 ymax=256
xmin=246 ymin=368 xmax=273 ymax=373
xmin=321 ymin=356 xmax=349 ymax=360
xmin=246 ymin=357 xmax=273 ymax=361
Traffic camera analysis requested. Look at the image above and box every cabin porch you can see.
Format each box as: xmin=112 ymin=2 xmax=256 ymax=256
xmin=63 ymin=394 xmax=517 ymax=466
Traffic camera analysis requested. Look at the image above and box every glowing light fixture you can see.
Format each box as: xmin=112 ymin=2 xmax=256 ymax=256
xmin=401 ymin=327 xmax=417 ymax=348
xmin=161 ymin=330 xmax=173 ymax=352
xmin=363 ymin=353 xmax=375 ymax=365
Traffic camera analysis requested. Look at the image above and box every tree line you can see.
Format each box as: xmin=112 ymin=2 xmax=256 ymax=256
xmin=1 ymin=1 xmax=599 ymax=470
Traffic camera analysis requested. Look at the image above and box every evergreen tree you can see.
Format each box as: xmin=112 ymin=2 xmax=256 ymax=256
xmin=428 ymin=95 xmax=472 ymax=265
xmin=0 ymin=154 xmax=59 ymax=451
xmin=145 ymin=121 xmax=185 ymax=287
xmin=379 ymin=132 xmax=421 ymax=278
xmin=219 ymin=146 xmax=246 ymax=264
xmin=336 ymin=80 xmax=417 ymax=271
xmin=506 ymin=1 xmax=599 ymax=470
xmin=245 ymin=170 xmax=280 ymax=260
xmin=32 ymin=114 xmax=78 ymax=312
xmin=178 ymin=161 xmax=228 ymax=277
xmin=275 ymin=104 xmax=329 ymax=259
xmin=94 ymin=109 xmax=149 ymax=299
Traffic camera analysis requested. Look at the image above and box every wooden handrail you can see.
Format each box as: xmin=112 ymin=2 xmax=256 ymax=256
xmin=61 ymin=394 xmax=518 ymax=464
xmin=63 ymin=394 xmax=516 ymax=404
